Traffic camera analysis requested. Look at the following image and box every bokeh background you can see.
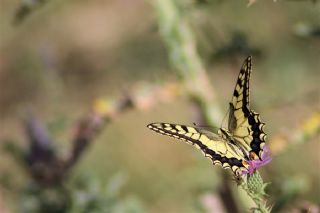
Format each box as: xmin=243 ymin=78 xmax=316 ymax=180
xmin=0 ymin=0 xmax=319 ymax=212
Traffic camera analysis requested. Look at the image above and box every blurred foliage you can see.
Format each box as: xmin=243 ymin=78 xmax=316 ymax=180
xmin=2 ymin=111 xmax=145 ymax=212
xmin=17 ymin=173 xmax=145 ymax=213
xmin=69 ymin=173 xmax=145 ymax=213
xmin=211 ymin=31 xmax=262 ymax=62
xmin=13 ymin=0 xmax=49 ymax=25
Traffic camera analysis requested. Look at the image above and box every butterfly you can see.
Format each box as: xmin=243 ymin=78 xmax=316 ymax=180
xmin=147 ymin=56 xmax=271 ymax=176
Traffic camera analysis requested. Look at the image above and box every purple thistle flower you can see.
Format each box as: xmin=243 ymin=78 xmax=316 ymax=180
xmin=242 ymin=145 xmax=272 ymax=175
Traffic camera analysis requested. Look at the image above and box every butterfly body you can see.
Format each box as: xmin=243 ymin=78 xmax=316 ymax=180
xmin=218 ymin=127 xmax=251 ymax=161
xmin=147 ymin=56 xmax=271 ymax=176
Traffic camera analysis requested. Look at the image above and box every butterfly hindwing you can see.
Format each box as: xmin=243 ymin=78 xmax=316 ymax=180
xmin=147 ymin=123 xmax=248 ymax=174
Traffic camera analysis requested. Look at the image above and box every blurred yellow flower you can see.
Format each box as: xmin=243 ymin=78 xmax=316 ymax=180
xmin=301 ymin=112 xmax=320 ymax=137
xmin=93 ymin=98 xmax=112 ymax=117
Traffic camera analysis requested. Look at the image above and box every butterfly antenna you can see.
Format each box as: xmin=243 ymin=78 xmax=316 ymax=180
xmin=220 ymin=106 xmax=230 ymax=129
xmin=193 ymin=122 xmax=220 ymax=132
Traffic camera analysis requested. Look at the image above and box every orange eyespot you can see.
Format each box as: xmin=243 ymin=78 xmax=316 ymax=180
xmin=249 ymin=151 xmax=259 ymax=160
xmin=242 ymin=160 xmax=250 ymax=168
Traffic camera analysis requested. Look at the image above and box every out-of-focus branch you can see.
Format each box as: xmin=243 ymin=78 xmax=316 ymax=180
xmin=2 ymin=81 xmax=184 ymax=212
xmin=64 ymin=95 xmax=134 ymax=170
xmin=65 ymin=81 xmax=184 ymax=170
xmin=4 ymin=81 xmax=184 ymax=186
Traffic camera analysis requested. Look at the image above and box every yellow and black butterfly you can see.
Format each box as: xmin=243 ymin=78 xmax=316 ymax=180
xmin=147 ymin=56 xmax=271 ymax=176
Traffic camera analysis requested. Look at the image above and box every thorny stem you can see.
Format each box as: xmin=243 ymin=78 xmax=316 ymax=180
xmin=152 ymin=0 xmax=271 ymax=212
xmin=241 ymin=171 xmax=271 ymax=213
xmin=153 ymin=0 xmax=223 ymax=126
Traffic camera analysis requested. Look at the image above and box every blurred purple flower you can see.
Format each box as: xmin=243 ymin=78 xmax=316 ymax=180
xmin=242 ymin=145 xmax=272 ymax=176
xmin=25 ymin=112 xmax=55 ymax=165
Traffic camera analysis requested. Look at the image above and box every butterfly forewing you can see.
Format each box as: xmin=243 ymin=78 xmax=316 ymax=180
xmin=229 ymin=56 xmax=252 ymax=132
xmin=228 ymin=56 xmax=266 ymax=159
xmin=147 ymin=123 xmax=248 ymax=174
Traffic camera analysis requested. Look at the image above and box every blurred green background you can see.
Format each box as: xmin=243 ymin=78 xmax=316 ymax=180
xmin=0 ymin=0 xmax=319 ymax=212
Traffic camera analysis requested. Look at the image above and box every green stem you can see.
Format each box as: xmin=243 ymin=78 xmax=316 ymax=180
xmin=241 ymin=171 xmax=271 ymax=213
xmin=153 ymin=0 xmax=223 ymax=126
